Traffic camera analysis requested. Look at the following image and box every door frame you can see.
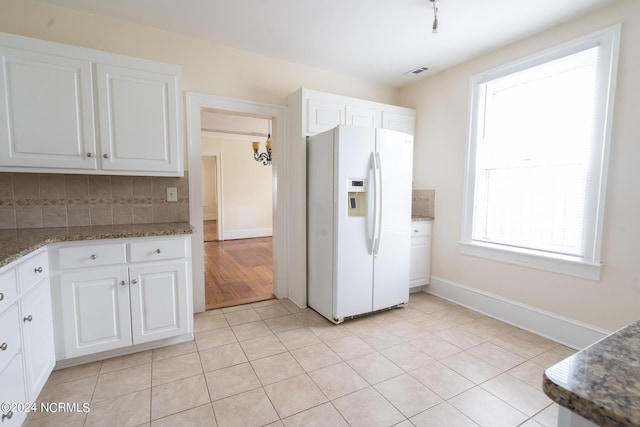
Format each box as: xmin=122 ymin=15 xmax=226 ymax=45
xmin=201 ymin=152 xmax=223 ymax=240
xmin=186 ymin=92 xmax=287 ymax=313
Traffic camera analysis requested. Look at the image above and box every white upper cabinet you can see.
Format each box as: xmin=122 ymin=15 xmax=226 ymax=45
xmin=0 ymin=32 xmax=183 ymax=176
xmin=298 ymin=88 xmax=415 ymax=137
xmin=96 ymin=64 xmax=181 ymax=174
xmin=0 ymin=47 xmax=97 ymax=169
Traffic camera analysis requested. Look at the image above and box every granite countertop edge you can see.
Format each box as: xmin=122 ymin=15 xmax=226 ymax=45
xmin=0 ymin=222 xmax=195 ymax=268
xmin=543 ymin=320 xmax=640 ymax=427
xmin=411 ymin=216 xmax=434 ymax=221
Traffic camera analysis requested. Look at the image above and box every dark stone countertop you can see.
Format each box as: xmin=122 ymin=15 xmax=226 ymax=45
xmin=0 ymin=222 xmax=194 ymax=268
xmin=543 ymin=320 xmax=640 ymax=426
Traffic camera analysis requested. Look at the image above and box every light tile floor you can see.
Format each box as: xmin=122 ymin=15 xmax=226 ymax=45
xmin=24 ymin=293 xmax=575 ymax=427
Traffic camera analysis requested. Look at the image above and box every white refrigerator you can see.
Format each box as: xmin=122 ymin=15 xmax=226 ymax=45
xmin=307 ymin=125 xmax=413 ymax=323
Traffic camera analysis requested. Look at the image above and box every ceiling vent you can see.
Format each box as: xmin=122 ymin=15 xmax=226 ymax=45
xmin=404 ymin=66 xmax=430 ymax=76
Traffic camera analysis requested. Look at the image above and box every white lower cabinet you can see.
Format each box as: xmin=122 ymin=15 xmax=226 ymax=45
xmin=0 ymin=355 xmax=27 ymax=426
xmin=51 ymin=235 xmax=192 ymax=361
xmin=0 ymin=249 xmax=54 ymax=426
xmin=59 ymin=267 xmax=132 ymax=358
xmin=409 ymin=221 xmax=432 ymax=288
xmin=20 ymin=282 xmax=56 ymax=402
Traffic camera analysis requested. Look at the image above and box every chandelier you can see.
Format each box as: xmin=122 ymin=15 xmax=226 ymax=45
xmin=252 ymin=119 xmax=272 ymax=166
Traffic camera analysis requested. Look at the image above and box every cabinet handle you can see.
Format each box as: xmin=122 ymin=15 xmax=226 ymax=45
xmin=131 ymin=279 xmax=138 ymax=285
xmin=120 ymin=280 xmax=126 ymax=286
xmin=103 ymin=153 xmax=109 ymax=159
xmin=414 ymin=229 xmax=419 ymax=233
xmin=155 ymin=249 xmax=161 ymax=254
xmin=90 ymin=254 xmax=97 ymax=260
xmin=0 ymin=292 xmax=3 ymax=301
xmin=86 ymin=152 xmax=93 ymax=157
xmin=0 ymin=342 xmax=7 ymax=351
xmin=34 ymin=266 xmax=43 ymax=273
xmin=23 ymin=315 xmax=33 ymax=322
xmin=2 ymin=410 xmax=13 ymax=420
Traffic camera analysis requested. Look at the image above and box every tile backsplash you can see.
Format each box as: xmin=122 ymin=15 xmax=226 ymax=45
xmin=412 ymin=189 xmax=435 ymax=218
xmin=0 ymin=173 xmax=189 ymax=229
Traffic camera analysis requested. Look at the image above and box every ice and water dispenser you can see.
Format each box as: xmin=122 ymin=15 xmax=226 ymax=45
xmin=347 ymin=178 xmax=367 ymax=217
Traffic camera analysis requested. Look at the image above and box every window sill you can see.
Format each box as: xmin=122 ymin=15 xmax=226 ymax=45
xmin=458 ymin=241 xmax=602 ymax=280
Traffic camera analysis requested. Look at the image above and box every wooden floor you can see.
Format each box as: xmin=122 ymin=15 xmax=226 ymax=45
xmin=203 ymin=221 xmax=274 ymax=310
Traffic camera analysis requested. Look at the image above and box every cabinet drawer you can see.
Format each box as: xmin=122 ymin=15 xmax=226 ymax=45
xmin=411 ymin=221 xmax=432 ymax=237
xmin=0 ymin=269 xmax=17 ymax=310
xmin=0 ymin=305 xmax=21 ymax=371
xmin=16 ymin=251 xmax=48 ymax=294
xmin=57 ymin=243 xmax=126 ymax=270
xmin=129 ymin=238 xmax=187 ymax=263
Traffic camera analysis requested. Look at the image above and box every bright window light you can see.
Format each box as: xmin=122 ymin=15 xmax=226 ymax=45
xmin=461 ymin=25 xmax=620 ymax=280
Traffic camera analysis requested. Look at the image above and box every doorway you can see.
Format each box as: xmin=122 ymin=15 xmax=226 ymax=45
xmin=200 ymin=112 xmax=275 ymax=310
xmin=186 ymin=93 xmax=286 ymax=314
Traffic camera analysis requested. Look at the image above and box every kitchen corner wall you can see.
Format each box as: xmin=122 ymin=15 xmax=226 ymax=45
xmin=0 ymin=173 xmax=189 ymax=229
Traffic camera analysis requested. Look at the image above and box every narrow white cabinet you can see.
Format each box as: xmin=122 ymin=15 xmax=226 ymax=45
xmin=410 ymin=220 xmax=432 ymax=288
xmin=51 ymin=235 xmax=192 ymax=361
xmin=0 ymin=46 xmax=97 ymax=170
xmin=129 ymin=261 xmax=188 ymax=344
xmin=20 ymin=282 xmax=56 ymax=401
xmin=58 ymin=267 xmax=132 ymax=358
xmin=95 ymin=64 xmax=181 ymax=174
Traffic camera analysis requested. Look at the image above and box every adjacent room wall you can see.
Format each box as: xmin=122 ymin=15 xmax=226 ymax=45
xmin=201 ymin=134 xmax=272 ymax=239
xmin=400 ymin=0 xmax=640 ymax=332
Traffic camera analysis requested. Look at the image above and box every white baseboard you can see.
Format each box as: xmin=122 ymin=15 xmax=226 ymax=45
xmin=425 ymin=276 xmax=610 ymax=350
xmin=223 ymin=228 xmax=272 ymax=240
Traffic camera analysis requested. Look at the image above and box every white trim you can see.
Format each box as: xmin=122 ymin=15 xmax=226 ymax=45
xmin=459 ymin=241 xmax=602 ymax=281
xmin=186 ymin=92 xmax=287 ymax=313
xmin=426 ymin=276 xmax=610 ymax=349
xmin=201 ymin=152 xmax=223 ymax=239
xmin=460 ymin=25 xmax=621 ymax=280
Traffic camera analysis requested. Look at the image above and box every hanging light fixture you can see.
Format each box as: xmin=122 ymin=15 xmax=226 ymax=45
xmin=252 ymin=119 xmax=272 ymax=165
xmin=429 ymin=0 xmax=439 ymax=34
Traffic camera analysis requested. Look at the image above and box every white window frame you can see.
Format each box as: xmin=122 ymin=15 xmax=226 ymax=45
xmin=460 ymin=25 xmax=621 ymax=280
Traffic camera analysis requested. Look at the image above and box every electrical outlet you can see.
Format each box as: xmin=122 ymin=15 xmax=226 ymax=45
xmin=166 ymin=187 xmax=178 ymax=202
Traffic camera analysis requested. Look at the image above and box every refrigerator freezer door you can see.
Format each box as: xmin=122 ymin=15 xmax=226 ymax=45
xmin=334 ymin=126 xmax=376 ymax=319
xmin=372 ymin=129 xmax=413 ymax=311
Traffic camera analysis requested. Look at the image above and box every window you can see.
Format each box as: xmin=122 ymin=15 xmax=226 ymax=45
xmin=461 ymin=25 xmax=620 ymax=280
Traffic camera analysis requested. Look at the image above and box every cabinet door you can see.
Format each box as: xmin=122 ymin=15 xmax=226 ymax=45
xmin=0 ymin=47 xmax=97 ymax=169
xmin=20 ymin=281 xmax=55 ymax=401
xmin=0 ymin=354 xmax=27 ymax=427
xmin=58 ymin=267 xmax=131 ymax=358
xmin=346 ymin=105 xmax=381 ymax=128
xmin=381 ymin=111 xmax=415 ymax=135
xmin=307 ymin=98 xmax=345 ymax=134
xmin=129 ymin=261 xmax=188 ymax=344
xmin=95 ymin=63 xmax=181 ymax=175
xmin=410 ymin=238 xmax=429 ymax=287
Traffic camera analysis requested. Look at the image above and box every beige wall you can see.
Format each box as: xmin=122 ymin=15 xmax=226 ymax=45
xmin=0 ymin=0 xmax=398 ymax=107
xmin=201 ymin=134 xmax=272 ymax=236
xmin=400 ymin=0 xmax=640 ymax=331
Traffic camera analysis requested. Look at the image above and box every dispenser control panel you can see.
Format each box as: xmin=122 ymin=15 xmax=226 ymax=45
xmin=348 ymin=178 xmax=367 ymax=192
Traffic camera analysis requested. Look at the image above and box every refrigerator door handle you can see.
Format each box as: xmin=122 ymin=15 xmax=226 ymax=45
xmin=374 ymin=152 xmax=383 ymax=255
xmin=368 ymin=151 xmax=377 ymax=254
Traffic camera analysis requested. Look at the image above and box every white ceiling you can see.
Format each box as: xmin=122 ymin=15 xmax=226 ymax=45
xmin=41 ymin=0 xmax=616 ymax=88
